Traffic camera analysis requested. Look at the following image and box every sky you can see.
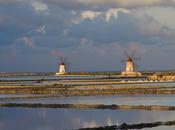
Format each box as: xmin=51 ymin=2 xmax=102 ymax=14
xmin=1 ymin=0 xmax=175 ymax=72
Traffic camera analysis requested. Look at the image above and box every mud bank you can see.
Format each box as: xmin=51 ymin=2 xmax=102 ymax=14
xmin=77 ymin=120 xmax=175 ymax=130
xmin=1 ymin=103 xmax=175 ymax=111
xmin=0 ymin=85 xmax=175 ymax=95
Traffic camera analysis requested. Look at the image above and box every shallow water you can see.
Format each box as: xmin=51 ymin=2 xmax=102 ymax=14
xmin=1 ymin=75 xmax=175 ymax=88
xmin=0 ymin=108 xmax=175 ymax=130
xmin=1 ymin=75 xmax=175 ymax=130
xmin=95 ymin=82 xmax=175 ymax=87
xmin=0 ymin=95 xmax=175 ymax=130
xmin=0 ymin=75 xmax=104 ymax=81
xmin=1 ymin=95 xmax=175 ymax=106
xmin=0 ymin=94 xmax=39 ymax=98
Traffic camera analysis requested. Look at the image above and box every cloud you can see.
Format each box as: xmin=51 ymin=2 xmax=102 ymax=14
xmin=21 ymin=37 xmax=36 ymax=48
xmin=105 ymin=8 xmax=130 ymax=21
xmin=38 ymin=0 xmax=175 ymax=10
xmin=127 ymin=43 xmax=146 ymax=55
xmin=49 ymin=49 xmax=64 ymax=57
xmin=71 ymin=8 xmax=130 ymax=25
xmin=132 ymin=11 xmax=175 ymax=37
xmin=81 ymin=10 xmax=101 ymax=20
xmin=78 ymin=0 xmax=171 ymax=8
xmin=0 ymin=0 xmax=175 ymax=10
xmin=95 ymin=42 xmax=123 ymax=57
xmin=0 ymin=0 xmax=175 ymax=72
xmin=0 ymin=122 xmax=6 ymax=130
xmin=71 ymin=8 xmax=130 ymax=24
xmin=36 ymin=25 xmax=46 ymax=34
xmin=0 ymin=0 xmax=20 ymax=4
xmin=71 ymin=10 xmax=101 ymax=24
xmin=69 ymin=10 xmax=175 ymax=44
xmin=31 ymin=0 xmax=49 ymax=14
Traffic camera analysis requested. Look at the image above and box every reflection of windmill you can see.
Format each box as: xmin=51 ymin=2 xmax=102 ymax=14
xmin=56 ymin=56 xmax=70 ymax=75
xmin=121 ymin=51 xmax=142 ymax=77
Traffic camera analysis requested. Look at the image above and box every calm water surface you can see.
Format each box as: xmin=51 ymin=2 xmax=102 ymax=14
xmin=2 ymin=95 xmax=175 ymax=106
xmin=0 ymin=75 xmax=105 ymax=81
xmin=1 ymin=76 xmax=175 ymax=130
xmin=0 ymin=108 xmax=175 ymax=130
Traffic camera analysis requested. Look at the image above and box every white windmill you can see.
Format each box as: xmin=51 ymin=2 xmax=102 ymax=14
xmin=121 ymin=52 xmax=142 ymax=77
xmin=56 ymin=57 xmax=69 ymax=75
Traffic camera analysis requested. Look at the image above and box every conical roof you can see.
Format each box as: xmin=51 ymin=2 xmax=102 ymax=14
xmin=127 ymin=57 xmax=133 ymax=62
xmin=60 ymin=62 xmax=65 ymax=65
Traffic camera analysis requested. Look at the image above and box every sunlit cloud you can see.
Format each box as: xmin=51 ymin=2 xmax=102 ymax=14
xmin=71 ymin=10 xmax=102 ymax=24
xmin=81 ymin=11 xmax=101 ymax=20
xmin=31 ymin=0 xmax=49 ymax=15
xmin=105 ymin=8 xmax=130 ymax=21
xmin=71 ymin=8 xmax=130 ymax=24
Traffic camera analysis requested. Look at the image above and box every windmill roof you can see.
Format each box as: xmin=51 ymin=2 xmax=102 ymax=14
xmin=60 ymin=62 xmax=65 ymax=65
xmin=128 ymin=57 xmax=133 ymax=62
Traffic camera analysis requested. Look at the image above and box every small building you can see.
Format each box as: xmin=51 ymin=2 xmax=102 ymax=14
xmin=56 ymin=57 xmax=66 ymax=75
xmin=121 ymin=56 xmax=142 ymax=77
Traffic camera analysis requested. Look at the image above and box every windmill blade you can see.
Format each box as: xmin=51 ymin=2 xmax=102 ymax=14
xmin=59 ymin=56 xmax=64 ymax=63
xmin=133 ymin=57 xmax=142 ymax=70
xmin=121 ymin=59 xmax=125 ymax=63
xmin=130 ymin=50 xmax=136 ymax=58
xmin=133 ymin=56 xmax=141 ymax=62
xmin=121 ymin=50 xmax=130 ymax=64
xmin=63 ymin=56 xmax=70 ymax=72
xmin=63 ymin=57 xmax=69 ymax=66
xmin=123 ymin=50 xmax=130 ymax=58
xmin=134 ymin=61 xmax=139 ymax=70
xmin=133 ymin=55 xmax=142 ymax=69
xmin=130 ymin=50 xmax=142 ymax=67
xmin=58 ymin=57 xmax=62 ymax=64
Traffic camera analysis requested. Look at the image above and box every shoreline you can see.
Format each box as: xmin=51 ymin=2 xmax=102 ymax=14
xmin=1 ymin=103 xmax=175 ymax=111
xmin=77 ymin=120 xmax=175 ymax=130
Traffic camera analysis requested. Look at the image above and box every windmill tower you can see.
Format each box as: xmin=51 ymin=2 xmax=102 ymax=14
xmin=125 ymin=57 xmax=135 ymax=72
xmin=56 ymin=57 xmax=68 ymax=75
xmin=121 ymin=54 xmax=142 ymax=77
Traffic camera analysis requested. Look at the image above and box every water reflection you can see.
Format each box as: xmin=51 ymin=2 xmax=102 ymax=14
xmin=0 ymin=108 xmax=175 ymax=130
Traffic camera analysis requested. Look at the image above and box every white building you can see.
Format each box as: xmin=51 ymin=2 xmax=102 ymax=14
xmin=56 ymin=63 xmax=66 ymax=75
xmin=121 ymin=57 xmax=141 ymax=77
